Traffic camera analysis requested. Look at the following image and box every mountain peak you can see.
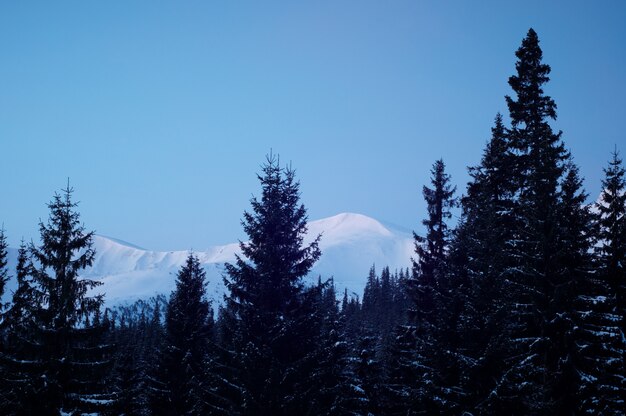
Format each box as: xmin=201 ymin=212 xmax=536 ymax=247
xmin=308 ymin=212 xmax=393 ymax=242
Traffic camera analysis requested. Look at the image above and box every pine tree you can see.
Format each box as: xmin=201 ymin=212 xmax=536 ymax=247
xmin=154 ymin=253 xmax=214 ymax=415
xmin=221 ymin=154 xmax=322 ymax=415
xmin=2 ymin=184 xmax=112 ymax=415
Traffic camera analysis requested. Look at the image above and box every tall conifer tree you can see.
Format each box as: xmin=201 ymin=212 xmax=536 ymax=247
xmin=152 ymin=253 xmax=214 ymax=415
xmin=1 ymin=240 xmax=35 ymax=348
xmin=221 ymin=154 xmax=321 ymax=415
xmin=551 ymin=163 xmax=599 ymax=414
xmin=0 ymin=228 xmax=8 ymax=310
xmin=496 ymin=28 xmax=583 ymax=413
xmin=2 ymin=185 xmax=112 ymax=415
xmin=597 ymin=149 xmax=626 ymax=337
xmin=391 ymin=159 xmax=458 ymax=414
xmin=452 ymin=114 xmax=517 ymax=413
xmin=0 ymin=228 xmax=10 ymax=408
xmin=588 ymin=149 xmax=626 ymax=413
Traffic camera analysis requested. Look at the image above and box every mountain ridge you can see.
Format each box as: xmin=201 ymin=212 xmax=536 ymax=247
xmin=2 ymin=212 xmax=414 ymax=305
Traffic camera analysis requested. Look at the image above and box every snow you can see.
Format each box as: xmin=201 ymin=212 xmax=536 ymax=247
xmin=2 ymin=212 xmax=414 ymax=306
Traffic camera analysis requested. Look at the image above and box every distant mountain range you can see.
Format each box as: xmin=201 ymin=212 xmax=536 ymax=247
xmin=2 ymin=213 xmax=415 ymax=306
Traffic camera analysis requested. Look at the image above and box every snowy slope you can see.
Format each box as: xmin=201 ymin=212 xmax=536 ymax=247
xmin=2 ymin=213 xmax=414 ymax=306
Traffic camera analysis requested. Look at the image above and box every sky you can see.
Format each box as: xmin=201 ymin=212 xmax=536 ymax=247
xmin=1 ymin=1 xmax=625 ymax=251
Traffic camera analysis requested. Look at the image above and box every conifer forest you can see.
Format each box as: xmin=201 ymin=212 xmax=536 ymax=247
xmin=1 ymin=29 xmax=625 ymax=415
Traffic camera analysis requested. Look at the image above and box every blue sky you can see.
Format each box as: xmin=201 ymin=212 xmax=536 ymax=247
xmin=1 ymin=1 xmax=624 ymax=250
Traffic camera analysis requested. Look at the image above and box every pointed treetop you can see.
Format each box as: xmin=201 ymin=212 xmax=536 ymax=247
xmin=600 ymin=148 xmax=625 ymax=204
xmin=506 ymin=28 xmax=557 ymax=126
xmin=30 ymin=184 xmax=101 ymax=328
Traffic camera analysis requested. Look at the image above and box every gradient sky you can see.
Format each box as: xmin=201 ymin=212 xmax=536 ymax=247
xmin=1 ymin=1 xmax=625 ymax=251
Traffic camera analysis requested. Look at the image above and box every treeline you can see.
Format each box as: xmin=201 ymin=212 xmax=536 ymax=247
xmin=0 ymin=28 xmax=625 ymax=415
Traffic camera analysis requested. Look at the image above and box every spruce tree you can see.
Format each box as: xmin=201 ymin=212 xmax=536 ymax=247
xmin=0 ymin=228 xmax=8 ymax=307
xmin=154 ymin=253 xmax=214 ymax=415
xmin=391 ymin=159 xmax=458 ymax=414
xmin=496 ymin=28 xmax=580 ymax=413
xmin=5 ymin=241 xmax=33 ymax=330
xmin=3 ymin=185 xmax=112 ymax=415
xmin=597 ymin=149 xmax=626 ymax=338
xmin=359 ymin=265 xmax=402 ymax=405
xmin=110 ymin=295 xmax=166 ymax=416
xmin=377 ymin=266 xmax=399 ymax=377
xmin=362 ymin=264 xmax=380 ymax=327
xmin=451 ymin=114 xmax=517 ymax=413
xmin=588 ymin=149 xmax=626 ymax=413
xmin=307 ymin=279 xmax=371 ymax=415
xmin=0 ymin=228 xmax=10 ymax=410
xmin=550 ymin=163 xmax=599 ymax=414
xmin=221 ymin=154 xmax=321 ymax=415
xmin=414 ymin=159 xmax=457 ymax=284
xmin=339 ymin=289 xmax=361 ymax=348
xmin=1 ymin=239 xmax=35 ymax=363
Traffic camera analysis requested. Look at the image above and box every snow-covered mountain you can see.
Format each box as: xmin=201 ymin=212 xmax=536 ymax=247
xmin=2 ymin=213 xmax=414 ymax=306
